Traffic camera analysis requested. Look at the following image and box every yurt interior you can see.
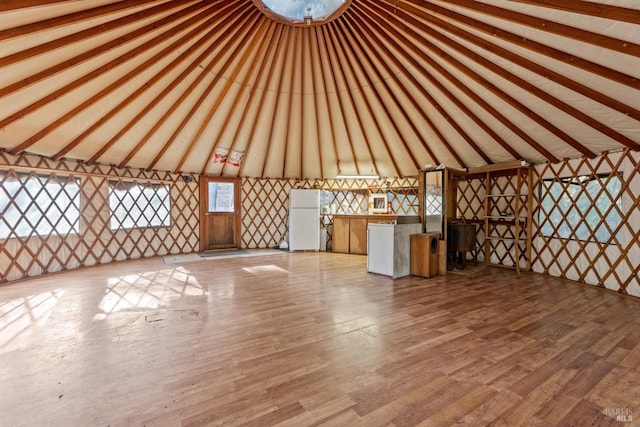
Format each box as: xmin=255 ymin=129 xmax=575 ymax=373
xmin=1 ymin=1 xmax=639 ymax=425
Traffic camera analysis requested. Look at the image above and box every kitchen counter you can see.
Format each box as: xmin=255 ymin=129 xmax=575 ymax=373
xmin=332 ymin=215 xmax=420 ymax=254
xmin=332 ymin=214 xmax=420 ymax=223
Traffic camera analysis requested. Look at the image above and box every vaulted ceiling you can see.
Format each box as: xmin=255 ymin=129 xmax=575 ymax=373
xmin=0 ymin=0 xmax=638 ymax=179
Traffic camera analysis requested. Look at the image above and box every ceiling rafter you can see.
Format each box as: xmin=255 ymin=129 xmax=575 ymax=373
xmin=411 ymin=0 xmax=640 ymax=101
xmin=397 ymin=2 xmax=640 ymax=150
xmin=258 ymin=26 xmax=293 ymax=178
xmin=87 ymin=4 xmax=248 ymax=165
xmin=431 ymin=0 xmax=640 ymax=57
xmin=281 ymin=29 xmax=299 ymax=178
xmin=335 ymin=15 xmax=422 ymax=171
xmin=365 ymin=0 xmax=553 ymax=162
xmin=135 ymin=11 xmax=264 ymax=170
xmin=343 ymin=10 xmax=453 ymax=167
xmin=300 ymin=28 xmax=311 ymax=179
xmin=0 ymin=1 xmax=636 ymax=178
xmin=194 ymin=19 xmax=275 ymax=175
xmin=0 ymin=0 xmax=160 ymax=42
xmin=218 ymin=23 xmax=283 ymax=177
xmin=306 ymin=28 xmax=324 ymax=179
xmin=386 ymin=2 xmax=597 ymax=159
xmin=0 ymin=0 xmax=73 ymax=13
xmin=259 ymin=26 xmax=295 ymax=178
xmin=0 ymin=0 xmax=196 ymax=70
xmin=317 ymin=25 xmax=361 ymax=177
xmin=343 ymin=18 xmax=446 ymax=167
xmin=172 ymin=19 xmax=272 ymax=173
xmin=0 ymin=1 xmax=212 ymax=129
xmin=348 ymin=8 xmax=480 ymax=166
xmin=237 ymin=25 xmax=287 ymax=177
xmin=355 ymin=2 xmax=523 ymax=162
xmin=322 ymin=21 xmax=379 ymax=175
xmin=297 ymin=28 xmax=307 ymax=179
xmin=326 ymin=21 xmax=399 ymax=177
xmin=13 ymin=2 xmax=227 ymax=157
xmin=309 ymin=26 xmax=340 ymax=180
xmin=507 ymin=0 xmax=640 ymax=25
xmin=52 ymin=3 xmax=239 ymax=161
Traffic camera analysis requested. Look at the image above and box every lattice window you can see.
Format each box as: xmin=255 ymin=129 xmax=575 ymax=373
xmin=0 ymin=152 xmax=199 ymax=284
xmin=109 ymin=180 xmax=171 ymax=230
xmin=539 ymin=173 xmax=623 ymax=243
xmin=0 ymin=171 xmax=80 ymax=239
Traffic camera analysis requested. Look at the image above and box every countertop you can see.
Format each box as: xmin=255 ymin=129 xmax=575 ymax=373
xmin=332 ymin=214 xmax=420 ymax=224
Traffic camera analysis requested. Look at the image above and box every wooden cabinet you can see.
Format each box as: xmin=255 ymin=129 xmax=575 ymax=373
xmin=332 ymin=216 xmax=350 ymax=253
xmin=332 ymin=215 xmax=369 ymax=254
xmin=332 ymin=215 xmax=419 ymax=254
xmin=349 ymin=217 xmax=368 ymax=254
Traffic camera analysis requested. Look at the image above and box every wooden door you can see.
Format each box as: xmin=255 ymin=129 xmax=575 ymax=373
xmin=349 ymin=217 xmax=368 ymax=254
xmin=199 ymin=176 xmax=241 ymax=251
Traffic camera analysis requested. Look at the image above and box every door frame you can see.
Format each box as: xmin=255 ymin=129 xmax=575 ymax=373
xmin=199 ymin=176 xmax=242 ymax=251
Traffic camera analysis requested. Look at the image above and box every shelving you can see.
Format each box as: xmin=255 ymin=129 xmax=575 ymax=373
xmin=483 ymin=166 xmax=532 ymax=273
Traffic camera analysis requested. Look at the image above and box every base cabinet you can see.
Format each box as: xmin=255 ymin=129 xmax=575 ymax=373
xmin=349 ymin=217 xmax=368 ymax=254
xmin=332 ymin=217 xmax=350 ymax=253
xmin=332 ymin=215 xmax=419 ymax=254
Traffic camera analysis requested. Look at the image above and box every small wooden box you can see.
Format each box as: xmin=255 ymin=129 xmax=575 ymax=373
xmin=410 ymin=233 xmax=440 ymax=277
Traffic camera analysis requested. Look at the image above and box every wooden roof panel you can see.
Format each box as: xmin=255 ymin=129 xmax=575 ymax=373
xmin=0 ymin=0 xmax=638 ymax=178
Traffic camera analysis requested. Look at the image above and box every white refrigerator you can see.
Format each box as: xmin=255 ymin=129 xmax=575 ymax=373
xmin=288 ymin=189 xmax=321 ymax=251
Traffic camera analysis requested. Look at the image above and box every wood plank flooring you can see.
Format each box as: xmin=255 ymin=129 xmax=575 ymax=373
xmin=1 ymin=252 xmax=639 ymax=426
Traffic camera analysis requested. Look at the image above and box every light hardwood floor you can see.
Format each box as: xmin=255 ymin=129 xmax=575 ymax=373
xmin=1 ymin=252 xmax=639 ymax=426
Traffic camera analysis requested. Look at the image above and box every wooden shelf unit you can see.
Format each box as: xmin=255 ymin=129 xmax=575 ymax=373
xmin=482 ymin=167 xmax=533 ymax=273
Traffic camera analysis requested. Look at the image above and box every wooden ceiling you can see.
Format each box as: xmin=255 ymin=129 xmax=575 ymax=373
xmin=0 ymin=0 xmax=638 ymax=179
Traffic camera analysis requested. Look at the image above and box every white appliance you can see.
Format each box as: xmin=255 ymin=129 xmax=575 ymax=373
xmin=288 ymin=189 xmax=321 ymax=251
xmin=367 ymin=222 xmax=421 ymax=278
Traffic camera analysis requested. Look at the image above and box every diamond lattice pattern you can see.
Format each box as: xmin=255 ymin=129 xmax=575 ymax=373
xmin=0 ymin=152 xmax=200 ymax=283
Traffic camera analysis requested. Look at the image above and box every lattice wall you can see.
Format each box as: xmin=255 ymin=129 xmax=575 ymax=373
xmin=456 ymin=175 xmax=486 ymax=259
xmin=0 ymin=151 xmax=418 ymax=284
xmin=241 ymin=177 xmax=419 ymax=250
xmin=0 ymin=151 xmax=200 ymax=284
xmin=531 ymin=150 xmax=640 ymax=297
xmin=457 ymin=150 xmax=640 ymax=298
xmin=457 ymin=171 xmax=532 ymax=270
xmin=4 ymin=148 xmax=638 ymax=298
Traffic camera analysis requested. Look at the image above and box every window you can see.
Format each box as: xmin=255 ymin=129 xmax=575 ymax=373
xmin=0 ymin=172 xmax=80 ymax=239
xmin=259 ymin=0 xmax=347 ymax=23
xmin=109 ymin=180 xmax=171 ymax=230
xmin=207 ymin=182 xmax=234 ymax=212
xmin=539 ymin=173 xmax=623 ymax=243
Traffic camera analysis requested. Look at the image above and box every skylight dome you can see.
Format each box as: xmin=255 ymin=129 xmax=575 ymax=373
xmin=256 ymin=0 xmax=350 ymax=25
